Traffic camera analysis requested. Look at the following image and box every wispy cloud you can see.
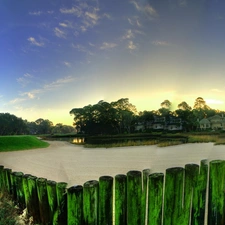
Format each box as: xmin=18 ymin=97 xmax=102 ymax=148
xmin=127 ymin=40 xmax=137 ymax=50
xmin=100 ymin=42 xmax=117 ymax=50
xmin=103 ymin=13 xmax=112 ymax=20
xmin=9 ymin=97 xmax=26 ymax=105
xmin=211 ymin=88 xmax=224 ymax=93
xmin=54 ymin=27 xmax=66 ymax=38
xmin=29 ymin=10 xmax=54 ymax=15
xmin=59 ymin=2 xmax=104 ymax=33
xmin=29 ymin=11 xmax=42 ymax=16
xmin=128 ymin=17 xmax=142 ymax=27
xmin=60 ymin=6 xmax=82 ymax=16
xmin=11 ymin=76 xmax=76 ymax=105
xmin=12 ymin=75 xmax=77 ymax=107
xmin=59 ymin=22 xmax=71 ymax=28
xmin=27 ymin=37 xmax=44 ymax=47
xmin=131 ymin=1 xmax=158 ymax=19
xmin=63 ymin=61 xmax=71 ymax=67
xmin=145 ymin=5 xmax=158 ymax=18
xmin=152 ymin=40 xmax=170 ymax=46
xmin=43 ymin=76 xmax=76 ymax=90
xmin=123 ymin=30 xmax=134 ymax=39
xmin=72 ymin=44 xmax=94 ymax=55
xmin=17 ymin=73 xmax=33 ymax=87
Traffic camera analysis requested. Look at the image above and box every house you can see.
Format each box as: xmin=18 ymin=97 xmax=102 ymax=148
xmin=199 ymin=118 xmax=211 ymax=130
xmin=135 ymin=116 xmax=183 ymax=132
xmin=152 ymin=116 xmax=166 ymax=130
xmin=199 ymin=115 xmax=225 ymax=130
xmin=167 ymin=117 xmax=183 ymax=131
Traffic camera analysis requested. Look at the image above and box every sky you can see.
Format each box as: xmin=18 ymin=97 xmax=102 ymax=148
xmin=1 ymin=0 xmax=225 ymax=125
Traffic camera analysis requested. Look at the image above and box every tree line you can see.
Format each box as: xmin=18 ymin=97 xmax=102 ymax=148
xmin=70 ymin=97 xmax=225 ymax=135
xmin=0 ymin=114 xmax=75 ymax=136
xmin=1 ymin=97 xmax=223 ymax=136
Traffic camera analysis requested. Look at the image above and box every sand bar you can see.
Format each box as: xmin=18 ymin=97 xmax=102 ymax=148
xmin=0 ymin=141 xmax=225 ymax=187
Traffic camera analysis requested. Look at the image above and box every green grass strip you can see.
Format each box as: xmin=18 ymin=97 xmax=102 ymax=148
xmin=0 ymin=135 xmax=49 ymax=152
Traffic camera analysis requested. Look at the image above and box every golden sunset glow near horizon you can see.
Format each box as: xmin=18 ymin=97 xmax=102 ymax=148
xmin=1 ymin=1 xmax=225 ymax=125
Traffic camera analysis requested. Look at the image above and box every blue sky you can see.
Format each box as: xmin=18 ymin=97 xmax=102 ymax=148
xmin=1 ymin=0 xmax=225 ymax=125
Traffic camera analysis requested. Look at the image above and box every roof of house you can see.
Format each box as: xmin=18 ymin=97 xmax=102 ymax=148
xmin=208 ymin=115 xmax=222 ymax=121
xmin=199 ymin=118 xmax=210 ymax=124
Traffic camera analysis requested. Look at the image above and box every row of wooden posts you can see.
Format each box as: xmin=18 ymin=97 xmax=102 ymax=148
xmin=0 ymin=159 xmax=225 ymax=225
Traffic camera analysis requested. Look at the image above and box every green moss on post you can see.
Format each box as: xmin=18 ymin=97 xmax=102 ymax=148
xmin=192 ymin=159 xmax=208 ymax=225
xmin=22 ymin=174 xmax=32 ymax=214
xmin=147 ymin=173 xmax=164 ymax=225
xmin=183 ymin=164 xmax=199 ymax=224
xmin=36 ymin=177 xmax=50 ymax=225
xmin=47 ymin=180 xmax=57 ymax=224
xmin=14 ymin=171 xmax=25 ymax=208
xmin=10 ymin=172 xmax=17 ymax=202
xmin=4 ymin=168 xmax=12 ymax=194
xmin=53 ymin=182 xmax=68 ymax=225
xmin=67 ymin=185 xmax=83 ymax=225
xmin=163 ymin=167 xmax=184 ymax=225
xmin=115 ymin=174 xmax=127 ymax=225
xmin=208 ymin=160 xmax=225 ymax=225
xmin=142 ymin=169 xmax=150 ymax=225
xmin=27 ymin=175 xmax=41 ymax=223
xmin=98 ymin=176 xmax=113 ymax=225
xmin=0 ymin=166 xmax=5 ymax=191
xmin=127 ymin=170 xmax=142 ymax=225
xmin=83 ymin=180 xmax=99 ymax=225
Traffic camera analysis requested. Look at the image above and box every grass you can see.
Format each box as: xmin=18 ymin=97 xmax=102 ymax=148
xmin=83 ymin=133 xmax=225 ymax=148
xmin=0 ymin=135 xmax=49 ymax=152
xmin=188 ymin=135 xmax=219 ymax=143
xmin=157 ymin=140 xmax=184 ymax=147
xmin=0 ymin=192 xmax=17 ymax=225
xmin=84 ymin=139 xmax=159 ymax=148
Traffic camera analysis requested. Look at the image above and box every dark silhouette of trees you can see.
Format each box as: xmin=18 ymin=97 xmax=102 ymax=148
xmin=0 ymin=113 xmax=27 ymax=135
xmin=70 ymin=97 xmax=225 ymax=134
xmin=70 ymin=98 xmax=137 ymax=134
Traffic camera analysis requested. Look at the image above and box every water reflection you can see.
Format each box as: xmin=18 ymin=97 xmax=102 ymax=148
xmin=72 ymin=137 xmax=85 ymax=144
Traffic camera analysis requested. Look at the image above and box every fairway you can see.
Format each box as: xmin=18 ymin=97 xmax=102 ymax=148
xmin=0 ymin=136 xmax=49 ymax=152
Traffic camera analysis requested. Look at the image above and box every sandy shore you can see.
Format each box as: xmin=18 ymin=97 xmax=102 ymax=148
xmin=0 ymin=141 xmax=225 ymax=187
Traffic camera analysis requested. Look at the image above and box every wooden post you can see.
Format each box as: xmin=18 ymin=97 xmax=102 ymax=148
xmin=0 ymin=165 xmax=3 ymax=190
xmin=147 ymin=173 xmax=164 ymax=225
xmin=83 ymin=180 xmax=99 ymax=225
xmin=22 ymin=174 xmax=32 ymax=215
xmin=4 ymin=168 xmax=12 ymax=194
xmin=10 ymin=171 xmax=17 ymax=202
xmin=208 ymin=160 xmax=225 ymax=225
xmin=183 ymin=164 xmax=199 ymax=224
xmin=0 ymin=165 xmax=5 ymax=191
xmin=127 ymin=170 xmax=142 ymax=225
xmin=46 ymin=180 xmax=57 ymax=224
xmin=98 ymin=176 xmax=113 ymax=225
xmin=53 ymin=182 xmax=68 ymax=225
xmin=115 ymin=174 xmax=127 ymax=225
xmin=67 ymin=185 xmax=83 ymax=225
xmin=142 ymin=169 xmax=150 ymax=224
xmin=14 ymin=171 xmax=25 ymax=208
xmin=27 ymin=175 xmax=41 ymax=223
xmin=163 ymin=167 xmax=184 ymax=225
xmin=192 ymin=159 xmax=208 ymax=225
xmin=36 ymin=177 xmax=50 ymax=225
